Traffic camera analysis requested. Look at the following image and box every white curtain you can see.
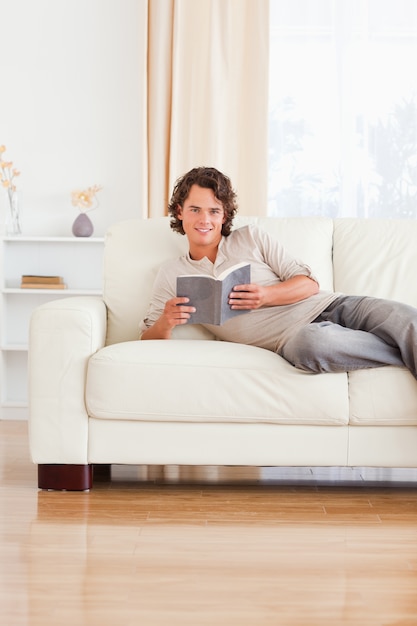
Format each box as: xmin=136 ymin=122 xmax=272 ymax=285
xmin=146 ymin=0 xmax=269 ymax=218
xmin=268 ymin=0 xmax=417 ymax=219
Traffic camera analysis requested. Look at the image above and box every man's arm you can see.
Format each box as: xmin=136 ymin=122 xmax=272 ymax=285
xmin=141 ymin=297 xmax=196 ymax=340
xmin=228 ymin=275 xmax=319 ymax=310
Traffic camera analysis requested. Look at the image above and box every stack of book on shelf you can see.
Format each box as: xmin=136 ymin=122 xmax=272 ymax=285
xmin=20 ymin=275 xmax=67 ymax=289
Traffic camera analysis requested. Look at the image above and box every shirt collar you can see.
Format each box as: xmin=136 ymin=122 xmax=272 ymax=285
xmin=185 ymin=236 xmax=227 ymax=270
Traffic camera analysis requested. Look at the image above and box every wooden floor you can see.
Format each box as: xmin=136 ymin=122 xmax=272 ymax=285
xmin=2 ymin=421 xmax=417 ymax=626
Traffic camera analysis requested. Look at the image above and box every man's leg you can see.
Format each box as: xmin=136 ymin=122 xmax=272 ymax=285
xmin=280 ymin=320 xmax=405 ymax=374
xmin=317 ymin=295 xmax=417 ymax=378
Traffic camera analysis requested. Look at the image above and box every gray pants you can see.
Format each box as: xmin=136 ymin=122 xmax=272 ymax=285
xmin=280 ymin=295 xmax=417 ymax=378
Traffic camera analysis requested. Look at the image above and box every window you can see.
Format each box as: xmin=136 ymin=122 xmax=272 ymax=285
xmin=268 ymin=0 xmax=417 ymax=218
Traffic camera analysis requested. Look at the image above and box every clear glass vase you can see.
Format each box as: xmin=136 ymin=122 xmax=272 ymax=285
xmin=5 ymin=190 xmax=22 ymax=236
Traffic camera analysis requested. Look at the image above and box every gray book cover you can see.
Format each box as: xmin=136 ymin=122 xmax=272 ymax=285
xmin=176 ymin=263 xmax=251 ymax=325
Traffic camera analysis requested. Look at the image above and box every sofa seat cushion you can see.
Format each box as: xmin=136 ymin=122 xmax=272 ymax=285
xmin=86 ymin=340 xmax=349 ymax=426
xmin=348 ymin=367 xmax=417 ymax=425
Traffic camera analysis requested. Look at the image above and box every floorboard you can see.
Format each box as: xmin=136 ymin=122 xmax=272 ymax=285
xmin=1 ymin=420 xmax=417 ymax=625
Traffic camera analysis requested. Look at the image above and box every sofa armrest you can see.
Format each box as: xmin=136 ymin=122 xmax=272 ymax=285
xmin=28 ymin=296 xmax=107 ymax=465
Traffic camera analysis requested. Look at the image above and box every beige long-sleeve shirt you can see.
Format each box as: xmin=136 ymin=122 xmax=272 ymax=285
xmin=141 ymin=224 xmax=338 ymax=353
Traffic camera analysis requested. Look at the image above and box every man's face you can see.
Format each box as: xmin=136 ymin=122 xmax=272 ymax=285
xmin=177 ymin=184 xmax=225 ymax=257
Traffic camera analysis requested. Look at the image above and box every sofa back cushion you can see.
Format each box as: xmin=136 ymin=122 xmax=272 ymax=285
xmin=104 ymin=218 xmax=188 ymax=345
xmin=103 ymin=216 xmax=335 ymax=346
xmin=333 ymin=218 xmax=417 ymax=306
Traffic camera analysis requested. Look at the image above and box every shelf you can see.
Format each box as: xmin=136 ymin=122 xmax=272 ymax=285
xmin=2 ymin=236 xmax=105 ymax=243
xmin=0 ymin=235 xmax=105 ymax=414
xmin=2 ymin=400 xmax=27 ymax=408
xmin=3 ymin=288 xmax=102 ymax=295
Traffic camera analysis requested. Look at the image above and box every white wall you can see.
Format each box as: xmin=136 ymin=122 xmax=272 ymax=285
xmin=0 ymin=0 xmax=146 ymax=236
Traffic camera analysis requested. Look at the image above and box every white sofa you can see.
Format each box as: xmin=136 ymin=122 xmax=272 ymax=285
xmin=28 ymin=216 xmax=417 ymax=490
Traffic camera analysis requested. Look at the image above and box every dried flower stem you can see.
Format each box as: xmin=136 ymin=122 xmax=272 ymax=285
xmin=0 ymin=145 xmax=20 ymax=197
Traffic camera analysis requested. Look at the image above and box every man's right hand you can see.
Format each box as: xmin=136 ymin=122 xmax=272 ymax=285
xmin=141 ymin=297 xmax=196 ymax=340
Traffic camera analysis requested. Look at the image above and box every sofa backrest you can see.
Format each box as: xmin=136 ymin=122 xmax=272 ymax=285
xmin=103 ymin=216 xmax=335 ymax=345
xmin=333 ymin=218 xmax=417 ymax=307
xmin=104 ymin=218 xmax=187 ymax=345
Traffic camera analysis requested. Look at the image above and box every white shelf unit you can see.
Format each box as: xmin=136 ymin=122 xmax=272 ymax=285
xmin=0 ymin=236 xmax=105 ymax=420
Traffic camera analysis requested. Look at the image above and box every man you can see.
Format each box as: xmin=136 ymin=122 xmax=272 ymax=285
xmin=141 ymin=166 xmax=417 ymax=378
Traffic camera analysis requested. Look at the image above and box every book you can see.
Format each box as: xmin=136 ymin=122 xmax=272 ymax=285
xmin=176 ymin=262 xmax=251 ymax=325
xmin=20 ymin=283 xmax=67 ymax=289
xmin=21 ymin=275 xmax=64 ymax=284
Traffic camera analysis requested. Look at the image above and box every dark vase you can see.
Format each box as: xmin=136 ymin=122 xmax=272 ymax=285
xmin=72 ymin=213 xmax=94 ymax=237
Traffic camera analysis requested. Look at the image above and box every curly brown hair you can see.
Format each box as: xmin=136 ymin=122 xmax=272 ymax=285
xmin=168 ymin=167 xmax=238 ymax=236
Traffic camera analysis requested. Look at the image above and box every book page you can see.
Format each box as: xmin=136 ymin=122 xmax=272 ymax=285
xmin=176 ymin=264 xmax=251 ymax=325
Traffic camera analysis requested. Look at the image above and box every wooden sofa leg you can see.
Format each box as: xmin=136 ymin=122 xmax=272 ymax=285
xmin=38 ymin=464 xmax=93 ymax=491
xmin=93 ymin=464 xmax=112 ymax=481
